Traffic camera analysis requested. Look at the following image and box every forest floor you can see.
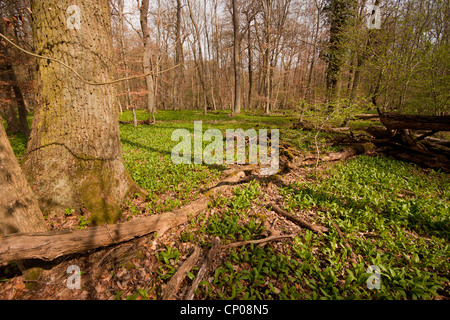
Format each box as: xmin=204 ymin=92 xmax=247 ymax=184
xmin=1 ymin=109 xmax=449 ymax=300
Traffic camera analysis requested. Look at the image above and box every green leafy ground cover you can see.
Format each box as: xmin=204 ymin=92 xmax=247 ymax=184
xmin=4 ymin=110 xmax=449 ymax=300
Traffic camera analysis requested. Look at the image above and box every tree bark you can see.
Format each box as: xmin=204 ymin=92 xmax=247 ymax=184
xmin=140 ymin=0 xmax=156 ymax=115
xmin=306 ymin=0 xmax=321 ymax=101
xmin=0 ymin=24 xmax=30 ymax=137
xmin=118 ymin=0 xmax=136 ymax=126
xmin=7 ymin=64 xmax=31 ymax=137
xmin=23 ymin=0 xmax=141 ymax=225
xmin=246 ymin=12 xmax=254 ymax=109
xmin=262 ymin=0 xmax=272 ymax=114
xmin=0 ymin=85 xmax=20 ymax=134
xmin=0 ymin=27 xmax=20 ymax=134
xmin=172 ymin=0 xmax=183 ymax=111
xmin=380 ymin=114 xmax=450 ymax=131
xmin=187 ymin=0 xmax=209 ymax=115
xmin=232 ymin=0 xmax=242 ymax=115
xmin=0 ymin=171 xmax=245 ymax=264
xmin=0 ymin=119 xmax=47 ymax=235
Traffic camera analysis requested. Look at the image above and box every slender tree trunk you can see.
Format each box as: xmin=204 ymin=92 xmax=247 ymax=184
xmin=213 ymin=0 xmax=223 ymax=110
xmin=0 ymin=20 xmax=30 ymax=136
xmin=23 ymin=0 xmax=142 ymax=225
xmin=232 ymin=0 xmax=242 ymax=115
xmin=173 ymin=0 xmax=183 ymax=110
xmin=306 ymin=0 xmax=321 ymax=101
xmin=187 ymin=0 xmax=209 ymax=115
xmin=247 ymin=14 xmax=254 ymax=110
xmin=262 ymin=0 xmax=272 ymax=114
xmin=118 ymin=0 xmax=136 ymax=126
xmin=8 ymin=66 xmax=31 ymax=137
xmin=140 ymin=0 xmax=156 ymax=116
xmin=204 ymin=0 xmax=217 ymax=111
xmin=0 ymin=84 xmax=20 ymax=134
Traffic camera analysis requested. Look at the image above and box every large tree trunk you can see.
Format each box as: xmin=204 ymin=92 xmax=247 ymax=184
xmin=0 ymin=119 xmax=47 ymax=235
xmin=22 ymin=0 xmax=141 ymax=225
xmin=325 ymin=0 xmax=358 ymax=104
xmin=0 ymin=117 xmax=47 ymax=283
xmin=0 ymin=171 xmax=245 ymax=264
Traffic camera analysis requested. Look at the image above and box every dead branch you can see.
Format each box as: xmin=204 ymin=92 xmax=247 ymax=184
xmin=184 ymin=237 xmax=221 ymax=300
xmin=286 ymin=143 xmax=373 ymax=168
xmin=161 ymin=246 xmax=201 ymax=300
xmin=380 ymin=113 xmax=450 ymax=131
xmin=221 ymin=234 xmax=295 ymax=249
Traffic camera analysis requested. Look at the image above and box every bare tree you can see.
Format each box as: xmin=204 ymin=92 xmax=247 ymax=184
xmin=140 ymin=0 xmax=156 ymax=122
xmin=232 ymin=0 xmax=242 ymax=115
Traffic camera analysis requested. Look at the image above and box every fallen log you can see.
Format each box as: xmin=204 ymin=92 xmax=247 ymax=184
xmin=364 ymin=125 xmax=393 ymax=140
xmin=0 ymin=171 xmax=245 ymax=264
xmin=287 ymin=143 xmax=374 ymax=168
xmin=425 ymin=137 xmax=450 ymax=148
xmin=380 ymin=113 xmax=450 ymax=131
xmin=353 ymin=114 xmax=380 ymax=120
xmin=328 ymin=127 xmax=351 ymax=132
xmin=384 ymin=142 xmax=450 ymax=173
xmin=119 ymin=118 xmax=153 ymax=125
xmin=362 ymin=124 xmax=450 ymax=172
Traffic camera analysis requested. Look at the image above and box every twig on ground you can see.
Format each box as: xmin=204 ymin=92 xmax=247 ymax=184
xmin=267 ymin=202 xmax=328 ymax=234
xmin=221 ymin=234 xmax=295 ymax=249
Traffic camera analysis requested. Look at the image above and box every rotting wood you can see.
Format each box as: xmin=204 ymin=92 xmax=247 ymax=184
xmin=184 ymin=236 xmax=221 ymax=300
xmin=380 ymin=113 xmax=450 ymax=132
xmin=161 ymin=246 xmax=201 ymax=300
xmin=362 ymin=123 xmax=450 ymax=172
xmin=286 ymin=143 xmax=373 ymax=168
xmin=0 ymin=172 xmax=245 ymax=265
